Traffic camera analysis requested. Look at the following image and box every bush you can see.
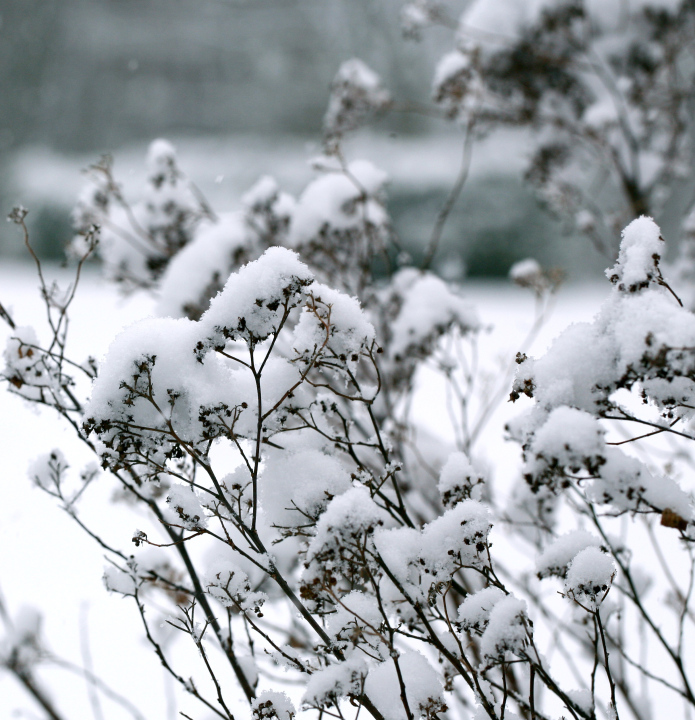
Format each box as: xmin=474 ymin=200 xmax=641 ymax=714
xmin=3 ymin=2 xmax=695 ymax=719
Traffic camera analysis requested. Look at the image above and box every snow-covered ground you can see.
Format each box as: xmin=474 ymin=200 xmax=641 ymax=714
xmin=7 ymin=131 xmax=528 ymax=213
xmin=0 ymin=261 xmax=608 ymax=718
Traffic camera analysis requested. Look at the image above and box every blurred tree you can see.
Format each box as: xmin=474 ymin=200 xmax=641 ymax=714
xmin=420 ymin=0 xmax=695 ymax=259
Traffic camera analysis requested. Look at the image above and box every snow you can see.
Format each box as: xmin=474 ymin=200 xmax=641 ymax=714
xmin=164 ymin=484 xmax=208 ymax=531
xmin=288 ymin=159 xmax=389 ymax=248
xmin=293 ymin=282 xmax=376 ymax=378
xmin=511 ymin=320 xmax=615 ymax=412
xmin=103 ymin=562 xmax=138 ymax=597
xmin=71 ymin=139 xmax=203 ymax=290
xmin=386 ymin=268 xmax=479 ymax=361
xmin=6 ymin=256 xmax=686 ymax=718
xmin=242 ymin=176 xmax=281 ymax=209
xmin=252 ymin=691 xmax=295 ymax=720
xmin=461 ymin=0 xmax=557 ymax=38
xmin=479 ymin=595 xmax=528 ymax=666
xmin=199 ymin=246 xmax=314 ymax=347
xmin=606 ymin=216 xmax=664 ymax=292
xmin=457 ymin=586 xmax=506 ymax=634
xmin=302 ymin=655 xmax=368 ymax=709
xmin=438 ymin=451 xmax=485 ymax=506
xmin=156 ymin=212 xmax=248 ymax=319
xmin=418 ymin=499 xmax=492 ymax=577
xmin=536 ymin=530 xmax=603 ymax=580
xmin=301 ymin=486 xmax=391 ymax=609
xmin=327 ymin=590 xmax=384 ymax=655
xmin=509 ymin=258 xmax=543 ymax=287
xmin=323 ymin=59 xmax=391 ymax=141
xmin=260 ymin=448 xmax=352 ymax=530
xmin=372 ymin=499 xmax=491 ymax=607
xmin=304 ymin=486 xmax=390 ymax=560
xmin=205 ymin=557 xmax=267 ymax=615
xmin=588 ymin=448 xmax=693 ymax=520
xmin=0 ymin=607 xmax=43 ymax=670
xmin=84 ymin=315 xmax=226 ymax=466
xmin=432 ymin=47 xmax=483 ymax=121
xmin=364 ymin=651 xmax=444 ymax=720
xmin=528 ymin=406 xmax=606 ymax=475
xmin=373 ymin=525 xmax=423 ymax=588
xmin=433 ymin=51 xmax=470 ymax=91
xmin=401 ymin=2 xmax=432 ymax=39
xmin=146 ymin=138 xmax=178 ymax=181
xmin=3 ymin=324 xmax=60 ymax=403
xmin=566 ymin=688 xmax=594 ymax=715
xmin=513 ymin=216 xmax=695 ymax=522
xmin=564 ymin=546 xmax=615 ymax=609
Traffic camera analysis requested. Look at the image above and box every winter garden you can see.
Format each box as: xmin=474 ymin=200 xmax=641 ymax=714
xmin=2 ymin=1 xmax=695 ymax=719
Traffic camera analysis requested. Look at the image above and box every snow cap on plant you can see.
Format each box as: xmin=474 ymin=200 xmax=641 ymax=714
xmin=302 ymin=655 xmax=368 ymax=710
xmin=364 ymin=651 xmax=446 ymax=720
xmin=606 ymin=216 xmax=664 ymax=292
xmin=564 ymin=546 xmax=615 ymax=610
xmin=198 ymin=246 xmax=314 ymax=351
xmin=252 ymin=691 xmax=295 ymax=720
xmin=479 ymin=595 xmax=529 ymax=667
xmin=457 ymin=586 xmax=506 ymax=634
xmin=438 ymin=451 xmax=485 ymax=506
xmin=536 ymin=530 xmax=604 ymax=579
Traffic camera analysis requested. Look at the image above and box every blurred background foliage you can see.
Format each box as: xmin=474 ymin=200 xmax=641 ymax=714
xmin=0 ymin=0 xmax=598 ymax=277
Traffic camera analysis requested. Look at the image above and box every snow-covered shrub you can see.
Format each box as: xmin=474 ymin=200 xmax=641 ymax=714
xmin=4 ymin=5 xmax=695 ymax=720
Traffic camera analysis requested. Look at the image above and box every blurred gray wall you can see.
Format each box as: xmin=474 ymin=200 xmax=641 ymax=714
xmin=0 ymin=0 xmax=446 ymax=153
xmin=0 ymin=0 xmax=600 ymax=278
